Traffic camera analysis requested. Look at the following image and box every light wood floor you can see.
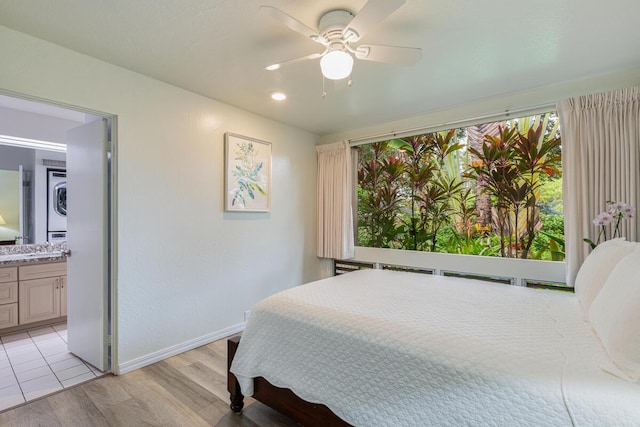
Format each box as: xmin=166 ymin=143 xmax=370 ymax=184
xmin=0 ymin=335 xmax=297 ymax=427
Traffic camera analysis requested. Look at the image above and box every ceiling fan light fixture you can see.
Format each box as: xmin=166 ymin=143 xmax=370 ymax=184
xmin=320 ymin=50 xmax=353 ymax=80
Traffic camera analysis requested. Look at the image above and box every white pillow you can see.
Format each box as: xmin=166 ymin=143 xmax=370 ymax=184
xmin=588 ymin=249 xmax=640 ymax=381
xmin=574 ymin=238 xmax=637 ymax=311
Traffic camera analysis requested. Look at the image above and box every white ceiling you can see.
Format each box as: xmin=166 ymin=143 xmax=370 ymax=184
xmin=1 ymin=0 xmax=639 ymax=136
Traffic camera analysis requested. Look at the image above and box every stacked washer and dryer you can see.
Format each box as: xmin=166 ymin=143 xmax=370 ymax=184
xmin=47 ymin=169 xmax=67 ymax=242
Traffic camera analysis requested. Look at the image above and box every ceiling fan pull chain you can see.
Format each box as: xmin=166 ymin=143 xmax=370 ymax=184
xmin=322 ymin=76 xmax=327 ymax=98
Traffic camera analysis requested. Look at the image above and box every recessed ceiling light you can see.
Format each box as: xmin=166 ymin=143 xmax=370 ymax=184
xmin=271 ymin=92 xmax=287 ymax=101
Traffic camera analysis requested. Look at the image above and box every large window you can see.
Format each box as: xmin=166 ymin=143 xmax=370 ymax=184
xmin=356 ymin=112 xmax=563 ymax=260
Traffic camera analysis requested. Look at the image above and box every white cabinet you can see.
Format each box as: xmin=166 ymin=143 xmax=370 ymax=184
xmin=0 ymin=261 xmax=67 ymax=332
xmin=19 ymin=262 xmax=67 ymax=281
xmin=18 ymin=262 xmax=67 ymax=326
xmin=0 ymin=303 xmax=18 ymax=329
xmin=0 ymin=267 xmax=18 ymax=329
xmin=0 ymin=266 xmax=17 ymax=283
xmin=19 ymin=277 xmax=60 ymax=324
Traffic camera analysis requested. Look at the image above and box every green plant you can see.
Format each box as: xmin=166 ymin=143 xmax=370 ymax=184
xmin=466 ymin=117 xmax=561 ymax=258
xmin=545 ymin=232 xmax=565 ymax=261
xmin=450 ymin=186 xmax=477 ymax=236
xmin=393 ymin=135 xmax=436 ymax=251
xmin=355 ymin=113 xmax=564 ymax=261
xmin=357 ymin=142 xmax=405 ymax=248
xmin=440 ymin=228 xmax=500 ymax=256
xmin=538 ymin=177 xmax=563 ymax=215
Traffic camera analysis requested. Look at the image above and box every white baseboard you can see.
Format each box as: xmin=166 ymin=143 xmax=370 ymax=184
xmin=116 ymin=322 xmax=245 ymax=375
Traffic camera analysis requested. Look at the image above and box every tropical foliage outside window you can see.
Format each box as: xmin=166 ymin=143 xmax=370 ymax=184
xmin=356 ymin=113 xmax=564 ymax=260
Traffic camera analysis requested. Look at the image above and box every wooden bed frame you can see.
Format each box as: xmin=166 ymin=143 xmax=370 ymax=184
xmin=227 ymin=336 xmax=352 ymax=427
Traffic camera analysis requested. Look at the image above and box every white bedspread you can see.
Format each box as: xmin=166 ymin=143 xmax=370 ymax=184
xmin=230 ymin=269 xmax=640 ymax=426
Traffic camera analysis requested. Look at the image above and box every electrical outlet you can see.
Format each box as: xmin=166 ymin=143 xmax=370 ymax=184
xmin=244 ymin=310 xmax=251 ymax=322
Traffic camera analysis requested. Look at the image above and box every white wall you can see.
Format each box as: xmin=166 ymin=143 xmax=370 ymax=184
xmin=0 ymin=25 xmax=322 ymax=370
xmin=319 ymin=68 xmax=640 ymax=144
xmin=0 ymin=144 xmax=34 ymax=171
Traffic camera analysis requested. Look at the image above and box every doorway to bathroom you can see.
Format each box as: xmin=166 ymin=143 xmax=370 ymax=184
xmin=0 ymin=92 xmax=116 ymax=409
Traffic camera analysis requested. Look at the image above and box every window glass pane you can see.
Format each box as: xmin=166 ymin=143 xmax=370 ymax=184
xmin=356 ymin=112 xmax=563 ymax=261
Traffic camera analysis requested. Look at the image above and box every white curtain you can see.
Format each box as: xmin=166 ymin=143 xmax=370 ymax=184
xmin=316 ymin=141 xmax=355 ymax=259
xmin=558 ymin=86 xmax=640 ymax=286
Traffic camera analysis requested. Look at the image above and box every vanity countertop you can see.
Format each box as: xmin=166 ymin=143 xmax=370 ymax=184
xmin=0 ymin=243 xmax=67 ymax=266
xmin=0 ymin=252 xmax=66 ymax=266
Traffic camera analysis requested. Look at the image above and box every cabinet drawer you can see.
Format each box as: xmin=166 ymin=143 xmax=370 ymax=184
xmin=0 ymin=266 xmax=18 ymax=283
xmin=19 ymin=262 xmax=67 ymax=281
xmin=0 ymin=282 xmax=17 ymax=304
xmin=0 ymin=303 xmax=18 ymax=329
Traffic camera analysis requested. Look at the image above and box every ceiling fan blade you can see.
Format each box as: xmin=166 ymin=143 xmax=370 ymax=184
xmin=265 ymin=52 xmax=324 ymax=71
xmin=343 ymin=0 xmax=406 ymax=42
xmin=355 ymin=44 xmax=422 ymax=66
xmin=260 ymin=6 xmax=327 ymax=45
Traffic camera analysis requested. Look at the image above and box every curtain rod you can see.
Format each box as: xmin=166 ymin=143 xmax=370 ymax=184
xmin=348 ymin=102 xmax=556 ymax=146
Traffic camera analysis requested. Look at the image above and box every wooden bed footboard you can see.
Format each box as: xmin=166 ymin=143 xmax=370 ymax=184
xmin=227 ymin=336 xmax=352 ymax=427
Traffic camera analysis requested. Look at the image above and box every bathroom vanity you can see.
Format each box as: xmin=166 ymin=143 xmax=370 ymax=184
xmin=0 ymin=250 xmax=67 ymax=334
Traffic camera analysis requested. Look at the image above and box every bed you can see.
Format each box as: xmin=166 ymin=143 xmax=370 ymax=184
xmin=227 ymin=268 xmax=640 ymax=426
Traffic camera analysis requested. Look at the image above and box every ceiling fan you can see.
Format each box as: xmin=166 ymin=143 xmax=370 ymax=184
xmin=261 ymin=0 xmax=422 ymax=81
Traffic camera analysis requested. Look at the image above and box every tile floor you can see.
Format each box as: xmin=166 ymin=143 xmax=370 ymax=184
xmin=0 ymin=323 xmax=103 ymax=411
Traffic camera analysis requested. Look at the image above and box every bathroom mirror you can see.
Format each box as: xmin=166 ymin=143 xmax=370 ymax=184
xmin=0 ymin=144 xmax=65 ymax=245
xmin=0 ymin=93 xmax=77 ymax=247
xmin=0 ymin=169 xmax=21 ymax=244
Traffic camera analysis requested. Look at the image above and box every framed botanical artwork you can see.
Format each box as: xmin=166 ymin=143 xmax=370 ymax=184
xmin=224 ymin=133 xmax=272 ymax=212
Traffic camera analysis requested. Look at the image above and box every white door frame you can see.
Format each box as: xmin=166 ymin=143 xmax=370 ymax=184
xmin=0 ymin=89 xmax=118 ymax=373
